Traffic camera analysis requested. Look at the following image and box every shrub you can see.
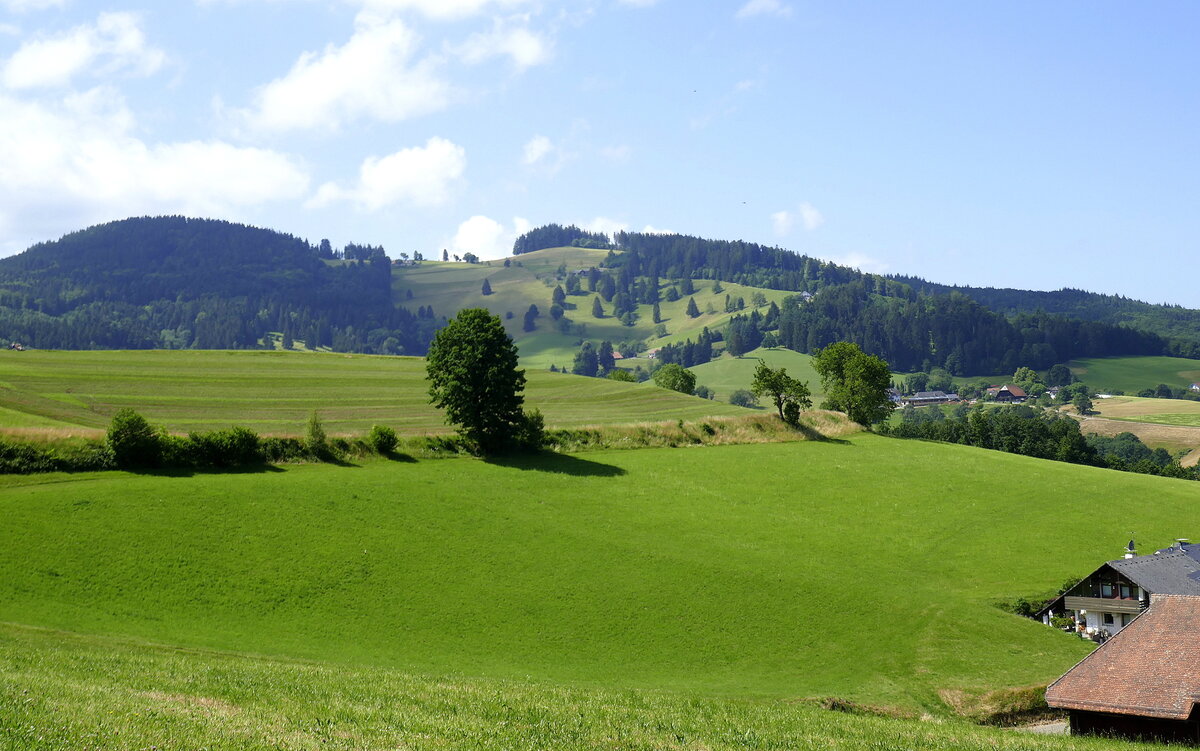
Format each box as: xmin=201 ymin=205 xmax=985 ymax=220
xmin=187 ymin=427 xmax=261 ymax=467
xmin=107 ymin=408 xmax=162 ymax=468
xmin=368 ymin=425 xmax=398 ymax=454
xmin=729 ymin=389 xmax=758 ymax=408
xmin=512 ymin=409 xmax=545 ymax=452
xmin=259 ymin=437 xmax=307 ymax=463
xmin=0 ymin=439 xmax=61 ymax=474
xmin=305 ymin=411 xmax=328 ymax=458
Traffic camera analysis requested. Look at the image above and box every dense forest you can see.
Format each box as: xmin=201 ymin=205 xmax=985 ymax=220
xmin=0 ymin=217 xmax=440 ymax=354
xmin=888 ymin=276 xmax=1200 ymax=355
xmin=512 ymin=225 xmax=1177 ymax=375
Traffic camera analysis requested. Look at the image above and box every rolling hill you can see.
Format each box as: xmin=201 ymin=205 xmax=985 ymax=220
xmin=0 ymin=349 xmax=747 ymax=436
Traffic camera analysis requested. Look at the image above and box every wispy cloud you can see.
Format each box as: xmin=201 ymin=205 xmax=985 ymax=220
xmin=2 ymin=12 xmax=165 ymax=90
xmin=735 ymin=0 xmax=792 ymax=20
xmin=308 ymin=137 xmax=466 ymax=211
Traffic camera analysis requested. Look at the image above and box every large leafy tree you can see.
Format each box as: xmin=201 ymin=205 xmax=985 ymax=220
xmin=813 ymin=341 xmax=894 ymax=426
xmin=652 ymin=363 xmax=696 ymax=395
xmin=750 ymin=361 xmax=811 ymax=423
xmin=426 ymin=308 xmax=527 ymax=454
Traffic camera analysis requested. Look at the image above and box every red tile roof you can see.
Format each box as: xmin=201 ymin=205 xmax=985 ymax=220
xmin=1046 ymin=594 xmax=1200 ymax=720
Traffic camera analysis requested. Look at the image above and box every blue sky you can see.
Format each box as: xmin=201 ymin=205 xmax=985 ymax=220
xmin=1 ymin=1 xmax=1198 ymax=305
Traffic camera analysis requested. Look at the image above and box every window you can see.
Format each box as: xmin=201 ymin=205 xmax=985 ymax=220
xmin=1119 ymin=582 xmax=1132 ymax=599
xmin=1103 ymin=613 xmax=1115 ymax=625
xmin=1101 ymin=582 xmax=1114 ymax=597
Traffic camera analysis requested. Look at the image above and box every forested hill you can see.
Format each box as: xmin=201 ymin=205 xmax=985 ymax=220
xmin=0 ymin=216 xmax=439 ymax=354
xmin=513 ymin=225 xmax=1175 ymax=374
xmin=887 ymin=275 xmax=1200 ymax=355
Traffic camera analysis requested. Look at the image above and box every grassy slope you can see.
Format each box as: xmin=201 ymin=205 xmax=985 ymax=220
xmin=393 ymin=248 xmax=795 ymax=370
xmin=10 ymin=436 xmax=1200 ymax=713
xmin=689 ymin=347 xmax=823 ymax=402
xmin=0 ymin=350 xmax=747 ymax=435
xmin=0 ymin=623 xmax=1146 ymax=751
xmin=1069 ymin=355 xmax=1200 ymax=393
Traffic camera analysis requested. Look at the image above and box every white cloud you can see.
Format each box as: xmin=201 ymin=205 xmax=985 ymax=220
xmin=309 ymin=136 xmax=466 ymax=211
xmin=617 ymin=0 xmax=659 ymax=7
xmin=0 ymin=87 xmax=309 ymax=251
xmin=2 ymin=12 xmax=166 ymax=90
xmin=641 ymin=224 xmax=673 ymax=235
xmin=735 ymin=0 xmax=792 ymax=20
xmin=245 ymin=18 xmax=447 ymax=132
xmin=522 ymin=134 xmax=553 ymax=165
xmin=453 ymin=20 xmax=550 ymax=70
xmin=799 ymin=201 xmax=824 ymax=231
xmin=0 ymin=0 xmax=64 ymax=12
xmin=355 ymin=0 xmax=533 ymax=22
xmin=826 ymin=252 xmax=889 ymax=274
xmin=450 ymin=214 xmax=529 ymax=260
xmin=583 ymin=216 xmax=627 ymax=237
xmin=771 ymin=210 xmax=793 ymax=236
xmin=773 ymin=202 xmax=823 ymax=236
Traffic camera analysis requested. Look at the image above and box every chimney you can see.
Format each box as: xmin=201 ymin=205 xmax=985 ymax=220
xmin=1124 ymin=539 xmax=1137 ymax=559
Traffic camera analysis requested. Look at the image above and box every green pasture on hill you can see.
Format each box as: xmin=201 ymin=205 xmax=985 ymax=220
xmin=393 ymin=247 xmax=795 ymax=369
xmin=690 ymin=347 xmax=823 ymax=402
xmin=1069 ymin=355 xmax=1200 ymax=394
xmin=0 ymin=349 xmax=746 ymax=435
xmin=0 ymin=623 xmax=1145 ymax=751
xmin=9 ymin=435 xmax=1200 ymax=716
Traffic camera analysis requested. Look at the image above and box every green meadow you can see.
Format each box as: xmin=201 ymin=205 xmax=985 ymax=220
xmin=1068 ymin=355 xmax=1200 ymax=393
xmin=0 ymin=623 xmax=1152 ymax=751
xmin=690 ymin=347 xmax=823 ymax=402
xmin=393 ymin=248 xmax=795 ymax=369
xmin=0 ymin=349 xmax=745 ymax=435
xmin=8 ymin=434 xmax=1200 ymax=720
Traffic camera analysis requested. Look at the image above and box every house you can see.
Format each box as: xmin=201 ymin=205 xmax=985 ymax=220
xmin=1191 ymin=383 xmax=1200 ymax=392
xmin=901 ymin=390 xmax=960 ymax=406
xmin=644 ymin=348 xmax=661 ymax=359
xmin=986 ymin=384 xmax=1027 ymax=403
xmin=1045 ymin=594 xmax=1200 ymax=743
xmin=886 ymin=388 xmax=903 ymax=404
xmin=611 ymin=351 xmax=625 ymax=361
xmin=1038 ymin=540 xmax=1200 ymax=639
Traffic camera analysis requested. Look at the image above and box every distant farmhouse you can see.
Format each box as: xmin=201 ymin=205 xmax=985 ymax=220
xmin=1191 ymin=382 xmax=1200 ymax=392
xmin=1046 ymin=594 xmax=1200 ymax=743
xmin=900 ymin=390 xmax=959 ymax=407
xmin=1038 ymin=540 xmax=1200 ymax=640
xmin=985 ymin=384 xmax=1027 ymax=403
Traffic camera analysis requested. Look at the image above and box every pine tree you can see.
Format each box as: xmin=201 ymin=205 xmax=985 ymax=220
xmin=686 ymin=297 xmax=700 ymax=318
xmin=552 ymin=285 xmax=566 ymax=306
xmin=652 ymin=301 xmax=662 ymax=323
xmin=481 ymin=278 xmax=493 ymax=296
xmin=592 ymin=296 xmax=604 ymax=318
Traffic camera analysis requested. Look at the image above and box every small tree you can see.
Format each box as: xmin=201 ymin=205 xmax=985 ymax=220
xmin=1073 ymin=393 xmax=1094 ymax=416
xmin=729 ymin=389 xmax=758 ymax=408
xmin=653 ymin=363 xmax=696 ymax=394
xmin=523 ymin=304 xmax=539 ymax=332
xmin=368 ymin=425 xmax=398 ymax=454
xmin=306 ymin=411 xmax=328 ymax=457
xmin=813 ymin=342 xmax=894 ymax=426
xmin=608 ymin=369 xmax=637 ymax=382
xmin=592 ymin=296 xmax=604 ymax=318
xmin=573 ymin=342 xmax=599 ymax=377
xmin=694 ymin=384 xmax=714 ymax=400
xmin=481 ymin=278 xmax=493 ymax=295
xmin=750 ymin=361 xmax=811 ymax=422
xmin=552 ymin=285 xmax=566 ymax=306
xmin=685 ymin=297 xmax=700 ymax=318
xmin=426 ymin=308 xmax=529 ymax=454
xmin=107 ymin=408 xmax=162 ymax=468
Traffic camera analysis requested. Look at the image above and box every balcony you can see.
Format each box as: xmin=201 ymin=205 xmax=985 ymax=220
xmin=1063 ymin=596 xmax=1147 ymax=615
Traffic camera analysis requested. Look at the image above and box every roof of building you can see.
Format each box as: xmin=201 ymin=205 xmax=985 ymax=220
xmin=1003 ymin=384 xmax=1028 ymax=397
xmin=1046 ymin=594 xmax=1200 ymax=720
xmin=1110 ymin=549 xmax=1200 ymax=595
xmin=911 ymin=391 xmax=948 ymax=399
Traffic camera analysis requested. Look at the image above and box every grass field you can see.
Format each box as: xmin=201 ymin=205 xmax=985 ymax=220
xmin=0 ymin=350 xmax=747 ymax=435
xmin=689 ymin=347 xmax=823 ymax=402
xmin=0 ymin=622 xmax=1152 ymax=751
xmin=9 ymin=435 xmax=1200 ymax=717
xmin=1068 ymin=356 xmax=1200 ymax=393
xmin=1090 ymin=395 xmax=1200 ymax=428
xmin=393 ymin=248 xmax=796 ymax=369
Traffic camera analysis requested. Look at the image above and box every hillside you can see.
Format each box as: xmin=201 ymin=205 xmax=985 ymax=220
xmin=891 ymin=276 xmax=1200 ymax=354
xmin=1 ymin=622 xmax=1145 ymax=751
xmin=0 ymin=350 xmax=747 ymax=435
xmin=393 ymin=246 xmax=794 ymax=370
xmin=8 ymin=436 xmax=1200 ymax=714
xmin=0 ymin=216 xmax=436 ymax=355
xmin=689 ymin=347 xmax=823 ymax=402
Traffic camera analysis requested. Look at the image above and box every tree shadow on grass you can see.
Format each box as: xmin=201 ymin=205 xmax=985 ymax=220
xmin=792 ymin=421 xmax=852 ymax=445
xmin=484 ymin=451 xmax=627 ymax=477
xmin=382 ymin=451 xmax=417 ymax=463
xmin=127 ymin=463 xmax=288 ymax=478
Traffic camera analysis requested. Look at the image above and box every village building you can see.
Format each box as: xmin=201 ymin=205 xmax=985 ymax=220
xmin=1038 ymin=541 xmax=1200 ymax=639
xmin=1191 ymin=382 xmax=1200 ymax=392
xmin=900 ymin=390 xmax=960 ymax=406
xmin=1046 ymin=594 xmax=1200 ymax=743
xmin=985 ymin=384 xmax=1027 ymax=403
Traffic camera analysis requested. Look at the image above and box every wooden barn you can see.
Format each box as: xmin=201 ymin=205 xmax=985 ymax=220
xmin=1046 ymin=594 xmax=1200 ymax=743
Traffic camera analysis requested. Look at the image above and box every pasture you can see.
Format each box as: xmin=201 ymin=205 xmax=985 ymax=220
xmin=1068 ymin=355 xmax=1200 ymax=394
xmin=689 ymin=347 xmax=823 ymax=402
xmin=393 ymin=247 xmax=795 ymax=369
xmin=7 ymin=435 xmax=1200 ymax=716
xmin=0 ymin=621 xmax=1146 ymax=751
xmin=0 ymin=349 xmax=746 ymax=436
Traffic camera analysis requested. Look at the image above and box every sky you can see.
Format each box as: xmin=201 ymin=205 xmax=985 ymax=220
xmin=1 ymin=1 xmax=1198 ymax=305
